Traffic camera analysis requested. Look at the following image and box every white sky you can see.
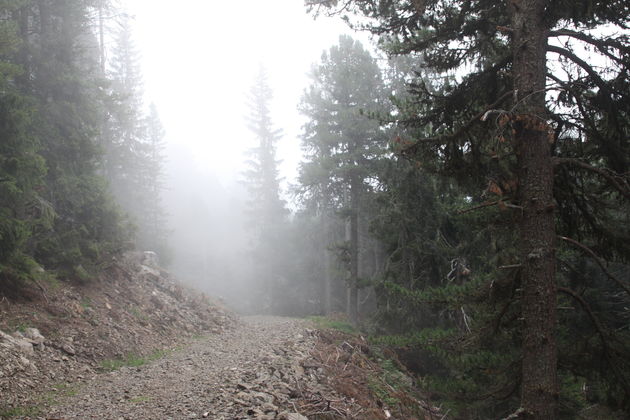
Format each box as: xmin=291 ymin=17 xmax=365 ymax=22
xmin=124 ymin=0 xmax=371 ymax=191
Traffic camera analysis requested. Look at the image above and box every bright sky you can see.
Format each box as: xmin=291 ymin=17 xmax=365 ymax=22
xmin=125 ymin=0 xmax=371 ymax=191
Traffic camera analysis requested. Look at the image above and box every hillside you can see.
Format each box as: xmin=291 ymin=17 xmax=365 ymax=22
xmin=0 ymin=252 xmax=233 ymax=415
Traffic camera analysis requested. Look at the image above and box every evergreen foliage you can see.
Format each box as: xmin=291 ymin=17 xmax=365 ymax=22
xmin=298 ymin=35 xmax=388 ymax=322
xmin=305 ymin=0 xmax=630 ymax=418
xmin=0 ymin=1 xmax=168 ymax=290
xmin=242 ymin=65 xmax=289 ymax=312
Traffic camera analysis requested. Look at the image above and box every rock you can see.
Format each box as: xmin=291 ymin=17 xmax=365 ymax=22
xmin=23 ymin=328 xmax=45 ymax=345
xmin=62 ymin=343 xmax=76 ymax=356
xmin=260 ymin=402 xmax=278 ymax=413
xmin=1 ymin=330 xmax=34 ymax=356
xmin=277 ymin=412 xmax=308 ymax=420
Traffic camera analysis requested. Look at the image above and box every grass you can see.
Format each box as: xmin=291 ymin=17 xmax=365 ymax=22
xmin=128 ymin=395 xmax=152 ymax=403
xmin=307 ymin=315 xmax=357 ymax=334
xmin=0 ymin=383 xmax=79 ymax=418
xmin=368 ymin=374 xmax=401 ymax=407
xmin=100 ymin=348 xmax=169 ymax=372
xmin=129 ymin=306 xmax=148 ymax=321
xmin=0 ymin=406 xmax=40 ymax=418
xmin=80 ymin=297 xmax=92 ymax=309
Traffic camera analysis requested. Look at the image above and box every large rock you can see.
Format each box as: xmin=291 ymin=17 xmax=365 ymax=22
xmin=0 ymin=330 xmax=34 ymax=356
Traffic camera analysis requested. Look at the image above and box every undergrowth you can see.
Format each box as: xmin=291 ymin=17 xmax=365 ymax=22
xmin=100 ymin=348 xmax=169 ymax=371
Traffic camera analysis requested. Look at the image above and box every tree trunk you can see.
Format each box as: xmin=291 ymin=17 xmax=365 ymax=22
xmin=322 ymin=209 xmax=332 ymax=315
xmin=348 ymin=174 xmax=359 ymax=324
xmin=510 ymin=1 xmax=558 ymax=418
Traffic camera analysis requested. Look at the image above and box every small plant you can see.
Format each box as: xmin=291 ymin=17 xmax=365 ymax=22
xmin=368 ymin=374 xmax=401 ymax=407
xmin=0 ymin=405 xmax=40 ymax=417
xmin=129 ymin=306 xmax=148 ymax=321
xmin=80 ymin=297 xmax=92 ymax=309
xmin=100 ymin=349 xmax=169 ymax=372
xmin=129 ymin=395 xmax=152 ymax=403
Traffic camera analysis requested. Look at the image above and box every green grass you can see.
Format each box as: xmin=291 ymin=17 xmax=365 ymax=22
xmin=307 ymin=316 xmax=357 ymax=334
xmin=100 ymin=349 xmax=169 ymax=372
xmin=0 ymin=405 xmax=40 ymax=418
xmin=129 ymin=306 xmax=148 ymax=321
xmin=80 ymin=297 xmax=92 ymax=309
xmin=128 ymin=395 xmax=152 ymax=403
xmin=368 ymin=374 xmax=401 ymax=407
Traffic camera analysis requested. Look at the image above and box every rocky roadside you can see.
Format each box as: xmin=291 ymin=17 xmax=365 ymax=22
xmin=0 ymin=252 xmax=234 ymax=417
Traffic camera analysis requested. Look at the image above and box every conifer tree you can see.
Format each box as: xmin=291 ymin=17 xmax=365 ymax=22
xmin=2 ymin=0 xmax=129 ymax=280
xmin=308 ymin=0 xmax=630 ymax=417
xmin=0 ymin=0 xmax=47 ymax=286
xmin=243 ymin=66 xmax=288 ymax=312
xmin=299 ymin=35 xmax=387 ymax=323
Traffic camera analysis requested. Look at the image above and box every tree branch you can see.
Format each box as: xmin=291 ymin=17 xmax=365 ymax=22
xmin=558 ymin=286 xmax=630 ymax=392
xmin=549 ymin=29 xmax=630 ymax=65
xmin=558 ymin=236 xmax=630 ymax=297
xmin=546 ymin=45 xmax=614 ymax=95
xmin=401 ymin=91 xmax=513 ymax=152
xmin=553 ymin=157 xmax=630 ymax=199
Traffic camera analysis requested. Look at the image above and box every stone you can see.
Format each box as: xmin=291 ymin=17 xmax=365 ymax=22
xmin=62 ymin=343 xmax=76 ymax=356
xmin=1 ymin=330 xmax=34 ymax=356
xmin=277 ymin=413 xmax=308 ymax=420
xmin=260 ymin=402 xmax=278 ymax=413
xmin=23 ymin=328 xmax=45 ymax=345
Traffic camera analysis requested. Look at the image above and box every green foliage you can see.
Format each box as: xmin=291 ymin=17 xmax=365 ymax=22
xmin=99 ymin=349 xmax=169 ymax=372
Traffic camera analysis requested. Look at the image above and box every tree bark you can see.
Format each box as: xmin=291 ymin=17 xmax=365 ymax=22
xmin=510 ymin=1 xmax=558 ymax=418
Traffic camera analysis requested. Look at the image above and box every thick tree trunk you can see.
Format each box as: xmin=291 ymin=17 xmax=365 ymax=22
xmin=510 ymin=1 xmax=558 ymax=418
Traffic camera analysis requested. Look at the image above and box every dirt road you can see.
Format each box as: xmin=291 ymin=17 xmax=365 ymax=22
xmin=45 ymin=316 xmax=316 ymax=420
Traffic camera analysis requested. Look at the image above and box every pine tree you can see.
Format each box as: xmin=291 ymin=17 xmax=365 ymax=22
xmin=242 ymin=65 xmax=288 ymax=312
xmin=137 ymin=103 xmax=170 ymax=263
xmin=309 ymin=0 xmax=630 ymax=417
xmin=2 ymin=0 xmax=129 ymax=280
xmin=0 ymin=0 xmax=48 ymax=287
xmin=299 ymin=35 xmax=388 ymax=323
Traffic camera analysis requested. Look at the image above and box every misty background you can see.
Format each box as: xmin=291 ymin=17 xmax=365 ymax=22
xmin=121 ymin=1 xmax=370 ymax=310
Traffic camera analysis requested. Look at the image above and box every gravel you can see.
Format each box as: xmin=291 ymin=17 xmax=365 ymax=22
xmin=44 ymin=316 xmax=316 ymax=420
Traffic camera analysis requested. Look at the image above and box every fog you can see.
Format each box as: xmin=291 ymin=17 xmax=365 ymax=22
xmin=115 ymin=1 xmax=374 ymax=313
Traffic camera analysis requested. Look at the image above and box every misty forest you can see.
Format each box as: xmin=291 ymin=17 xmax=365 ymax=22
xmin=1 ymin=1 xmax=629 ymax=419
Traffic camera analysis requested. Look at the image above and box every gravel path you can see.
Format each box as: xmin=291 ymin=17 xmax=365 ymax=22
xmin=45 ymin=316 xmax=316 ymax=420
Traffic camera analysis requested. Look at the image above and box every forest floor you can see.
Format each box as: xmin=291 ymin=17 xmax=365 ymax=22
xmin=0 ymin=254 xmax=433 ymax=419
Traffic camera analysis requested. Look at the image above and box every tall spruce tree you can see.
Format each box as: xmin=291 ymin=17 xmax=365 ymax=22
xmin=0 ymin=0 xmax=48 ymax=288
xmin=299 ymin=35 xmax=387 ymax=323
xmin=243 ymin=66 xmax=288 ymax=312
xmin=0 ymin=0 xmax=129 ymax=281
xmin=308 ymin=0 xmax=630 ymax=418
